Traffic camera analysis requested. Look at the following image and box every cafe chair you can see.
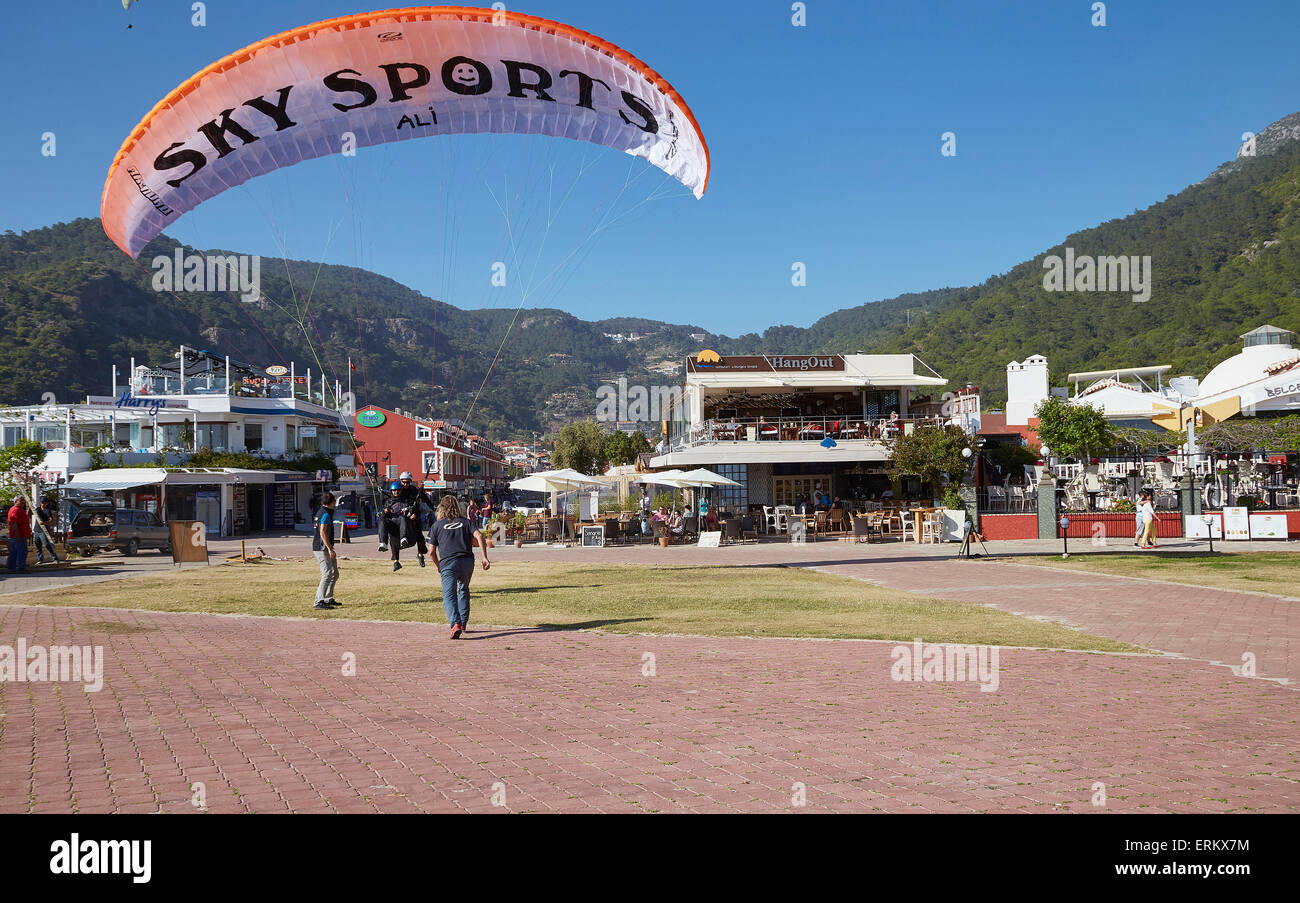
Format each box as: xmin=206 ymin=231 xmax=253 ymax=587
xmin=603 ymin=518 xmax=623 ymax=544
xmin=544 ymin=518 xmax=566 ymax=544
xmin=623 ymin=518 xmax=643 ymax=544
xmin=920 ymin=511 xmax=941 ymax=544
xmin=899 ymin=510 xmax=916 ymax=542
xmin=740 ymin=514 xmax=759 ymax=543
xmin=723 ymin=518 xmax=743 ymax=545
xmin=851 ymin=515 xmax=874 ymax=544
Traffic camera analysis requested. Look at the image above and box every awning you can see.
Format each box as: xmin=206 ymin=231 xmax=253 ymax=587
xmin=67 ymin=469 xmax=168 ymax=491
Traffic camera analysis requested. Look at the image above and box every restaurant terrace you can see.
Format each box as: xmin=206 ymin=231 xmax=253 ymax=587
xmin=648 ymin=351 xmax=967 ymax=510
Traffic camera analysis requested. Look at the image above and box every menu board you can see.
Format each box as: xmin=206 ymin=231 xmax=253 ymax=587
xmin=272 ymin=484 xmax=296 ymax=528
xmin=1249 ymin=514 xmax=1287 ymax=540
xmin=1222 ymin=507 xmax=1250 ymax=541
xmin=580 ymin=525 xmax=605 ymax=548
xmin=1184 ymin=515 xmax=1222 ymax=539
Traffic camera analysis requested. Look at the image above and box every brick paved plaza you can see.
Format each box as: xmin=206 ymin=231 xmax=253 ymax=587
xmin=1 ymin=537 xmax=1296 ymax=814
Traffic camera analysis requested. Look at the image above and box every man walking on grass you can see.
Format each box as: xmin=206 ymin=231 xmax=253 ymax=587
xmin=428 ymin=496 xmax=490 ymax=639
xmin=313 ymin=492 xmax=341 ymax=610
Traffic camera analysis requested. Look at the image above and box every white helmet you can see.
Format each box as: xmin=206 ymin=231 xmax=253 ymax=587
xmin=399 ymin=471 xmax=413 ymax=481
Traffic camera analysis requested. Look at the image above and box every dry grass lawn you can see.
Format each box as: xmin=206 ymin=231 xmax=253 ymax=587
xmin=1 ymin=557 xmax=1145 ymax=652
xmin=1025 ymin=551 xmax=1300 ymax=598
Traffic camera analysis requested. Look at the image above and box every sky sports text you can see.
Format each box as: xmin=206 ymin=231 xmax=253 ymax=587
xmin=49 ymin=835 xmax=151 ymax=884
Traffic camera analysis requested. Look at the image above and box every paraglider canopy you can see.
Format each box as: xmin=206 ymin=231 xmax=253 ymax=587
xmin=101 ymin=5 xmax=709 ymax=257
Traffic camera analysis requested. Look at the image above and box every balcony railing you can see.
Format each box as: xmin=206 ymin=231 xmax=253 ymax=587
xmin=130 ymin=376 xmax=339 ymax=406
xmin=671 ymin=415 xmax=955 ymax=450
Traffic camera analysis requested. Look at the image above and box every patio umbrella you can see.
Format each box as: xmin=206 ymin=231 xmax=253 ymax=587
xmin=636 ymin=469 xmax=691 ymax=487
xmin=675 ymin=468 xmax=740 ymax=487
xmin=509 ymin=469 xmax=602 ymax=493
xmin=510 ymin=469 xmax=603 ymax=534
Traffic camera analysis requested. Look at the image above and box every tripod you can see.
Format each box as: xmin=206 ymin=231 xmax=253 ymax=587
xmin=955 ymin=523 xmax=991 ymax=559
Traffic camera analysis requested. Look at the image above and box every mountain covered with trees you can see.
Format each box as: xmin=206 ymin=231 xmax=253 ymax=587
xmin=2 ymin=111 xmax=1298 ymax=438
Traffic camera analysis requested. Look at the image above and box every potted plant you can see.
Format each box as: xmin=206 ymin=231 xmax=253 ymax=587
xmin=511 ymin=512 xmax=526 ymax=547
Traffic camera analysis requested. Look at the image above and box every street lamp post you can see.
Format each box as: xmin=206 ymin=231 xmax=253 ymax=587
xmin=1059 ymin=515 xmax=1070 ymax=559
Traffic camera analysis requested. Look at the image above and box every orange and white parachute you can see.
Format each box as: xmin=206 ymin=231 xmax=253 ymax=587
xmin=101 ymin=6 xmax=709 ymax=257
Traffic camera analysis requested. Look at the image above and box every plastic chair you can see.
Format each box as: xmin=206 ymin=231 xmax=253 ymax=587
xmin=899 ymin=510 xmax=915 ymax=542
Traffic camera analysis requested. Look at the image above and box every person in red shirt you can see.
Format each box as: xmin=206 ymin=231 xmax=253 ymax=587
xmin=7 ymin=497 xmax=33 ymax=574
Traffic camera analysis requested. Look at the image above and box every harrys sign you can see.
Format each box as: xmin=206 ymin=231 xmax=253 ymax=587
xmin=356 ymin=410 xmax=386 ymax=428
xmin=100 ymin=7 xmax=708 ymax=258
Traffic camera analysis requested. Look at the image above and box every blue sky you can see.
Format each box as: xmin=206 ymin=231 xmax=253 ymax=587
xmin=3 ymin=0 xmax=1299 ymax=334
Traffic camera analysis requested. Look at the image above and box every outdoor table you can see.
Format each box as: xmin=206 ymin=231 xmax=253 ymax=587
xmin=909 ymin=507 xmax=938 ymax=544
xmin=759 ymin=425 xmax=779 ymax=440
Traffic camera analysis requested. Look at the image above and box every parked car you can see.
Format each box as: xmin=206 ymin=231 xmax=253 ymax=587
xmin=66 ymin=508 xmax=171 ymax=556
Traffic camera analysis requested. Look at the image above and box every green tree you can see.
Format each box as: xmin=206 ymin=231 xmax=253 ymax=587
xmin=887 ymin=424 xmax=978 ymax=488
xmin=1033 ymin=396 xmax=1116 ymax=460
xmin=551 ymin=421 xmax=608 ymax=474
xmin=0 ymin=438 xmax=46 ymax=506
xmin=603 ymin=430 xmax=651 ymax=467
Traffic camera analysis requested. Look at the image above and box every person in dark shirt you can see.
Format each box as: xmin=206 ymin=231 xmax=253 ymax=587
xmin=395 ymin=472 xmax=435 ymax=565
xmin=311 ymin=492 xmax=340 ymax=610
xmin=33 ymin=498 xmax=60 ymax=564
xmin=428 ymin=495 xmax=489 ymax=640
xmin=380 ymin=482 xmax=410 ymax=571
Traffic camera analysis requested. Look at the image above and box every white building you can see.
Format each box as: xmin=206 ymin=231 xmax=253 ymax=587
xmin=1002 ymin=324 xmax=1300 ymax=432
xmin=647 ymin=351 xmax=957 ymax=506
xmin=1 ymin=347 xmax=360 ymax=535
xmin=1005 ymin=355 xmax=1049 ymax=426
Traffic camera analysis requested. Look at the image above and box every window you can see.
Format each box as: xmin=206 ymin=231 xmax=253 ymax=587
xmin=33 ymin=425 xmax=63 ymax=446
xmin=864 ymin=390 xmax=900 ymax=421
xmin=2 ymin=426 xmax=24 ymax=448
xmin=713 ymin=464 xmax=749 ymax=510
xmin=70 ymin=426 xmax=108 ymax=448
xmin=245 ymin=422 xmax=263 ymax=451
xmin=157 ymin=423 xmax=186 ymax=449
xmin=416 ymin=424 xmax=432 ymax=441
xmin=196 ymin=423 xmax=228 ymax=452
xmin=422 ymin=450 xmax=440 ymax=474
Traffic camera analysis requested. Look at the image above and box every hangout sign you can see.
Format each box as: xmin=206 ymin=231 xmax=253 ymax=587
xmin=688 ymin=351 xmax=846 ymax=374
